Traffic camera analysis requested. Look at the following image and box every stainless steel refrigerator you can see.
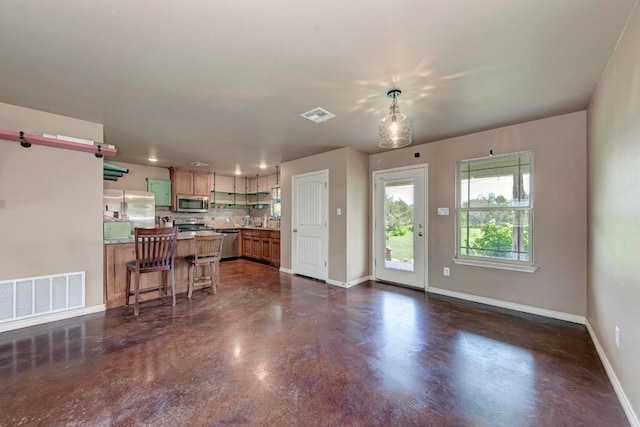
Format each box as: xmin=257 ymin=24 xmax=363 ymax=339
xmin=103 ymin=190 xmax=155 ymax=234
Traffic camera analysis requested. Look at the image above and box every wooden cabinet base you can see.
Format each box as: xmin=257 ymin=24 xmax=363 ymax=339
xmin=240 ymin=229 xmax=280 ymax=267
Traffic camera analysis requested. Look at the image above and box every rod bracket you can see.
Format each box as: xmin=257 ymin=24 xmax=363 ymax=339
xmin=19 ymin=131 xmax=31 ymax=148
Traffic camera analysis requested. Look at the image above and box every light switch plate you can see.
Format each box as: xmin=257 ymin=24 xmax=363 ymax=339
xmin=437 ymin=207 xmax=449 ymax=215
xmin=337 ymin=208 xmax=342 ymax=215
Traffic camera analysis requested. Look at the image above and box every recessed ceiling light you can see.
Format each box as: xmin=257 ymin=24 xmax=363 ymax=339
xmin=148 ymin=157 xmax=158 ymax=162
xmin=259 ymin=163 xmax=267 ymax=169
xmin=234 ymin=169 xmax=242 ymax=175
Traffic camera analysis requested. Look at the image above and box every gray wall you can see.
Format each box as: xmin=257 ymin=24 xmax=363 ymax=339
xmin=281 ymin=147 xmax=369 ymax=284
xmin=588 ymin=2 xmax=640 ymax=419
xmin=370 ymin=111 xmax=587 ymax=316
xmin=0 ymin=102 xmax=105 ymax=309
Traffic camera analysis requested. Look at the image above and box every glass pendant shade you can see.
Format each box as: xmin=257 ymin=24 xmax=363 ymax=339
xmin=378 ymin=89 xmax=412 ymax=149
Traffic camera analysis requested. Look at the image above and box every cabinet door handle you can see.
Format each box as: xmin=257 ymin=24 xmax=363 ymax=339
xmin=293 ymin=229 xmax=297 ymax=233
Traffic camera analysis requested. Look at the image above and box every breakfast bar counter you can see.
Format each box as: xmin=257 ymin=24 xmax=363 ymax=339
xmin=103 ymin=231 xmax=221 ymax=309
xmin=104 ymin=228 xmax=280 ymax=309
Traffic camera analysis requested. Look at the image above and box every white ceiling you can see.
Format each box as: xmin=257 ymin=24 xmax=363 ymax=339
xmin=0 ymin=1 xmax=637 ymax=176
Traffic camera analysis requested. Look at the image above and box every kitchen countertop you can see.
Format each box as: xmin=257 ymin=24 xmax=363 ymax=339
xmin=104 ymin=228 xmax=281 ymax=244
xmin=238 ymin=226 xmax=281 ymax=231
xmin=104 ymin=230 xmax=222 ymax=245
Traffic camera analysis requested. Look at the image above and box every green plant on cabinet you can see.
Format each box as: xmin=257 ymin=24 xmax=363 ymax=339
xmin=147 ymin=178 xmax=172 ymax=206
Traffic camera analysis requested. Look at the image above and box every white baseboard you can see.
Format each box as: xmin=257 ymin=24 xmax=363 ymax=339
xmin=586 ymin=320 xmax=639 ymax=427
xmin=427 ymin=287 xmax=586 ymax=324
xmin=279 ymin=267 xmax=293 ymax=274
xmin=326 ymin=275 xmax=372 ymax=288
xmin=0 ymin=304 xmax=106 ymax=333
xmin=347 ymin=275 xmax=372 ymax=287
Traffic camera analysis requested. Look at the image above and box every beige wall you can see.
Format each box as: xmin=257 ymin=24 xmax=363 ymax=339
xmin=587 ymin=3 xmax=640 ymax=419
xmin=103 ymin=161 xmax=170 ymax=191
xmin=0 ymin=103 xmax=104 ymax=309
xmin=371 ymin=111 xmax=588 ymax=316
xmin=0 ymin=102 xmax=104 ymax=144
xmin=346 ymin=148 xmax=370 ymax=283
xmin=281 ymin=148 xmax=346 ymax=281
xmin=281 ymin=147 xmax=369 ymax=284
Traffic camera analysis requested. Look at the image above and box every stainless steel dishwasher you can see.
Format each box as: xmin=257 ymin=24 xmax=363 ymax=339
xmin=216 ymin=229 xmax=239 ymax=260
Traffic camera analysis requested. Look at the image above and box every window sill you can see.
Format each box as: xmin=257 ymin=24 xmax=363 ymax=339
xmin=452 ymin=258 xmax=538 ymax=273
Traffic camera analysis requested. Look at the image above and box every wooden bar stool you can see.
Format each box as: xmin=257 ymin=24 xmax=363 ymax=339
xmin=186 ymin=233 xmax=224 ymax=298
xmin=125 ymin=227 xmax=178 ymax=316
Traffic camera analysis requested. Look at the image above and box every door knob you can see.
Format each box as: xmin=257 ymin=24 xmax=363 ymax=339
xmin=418 ymin=232 xmax=423 ymax=237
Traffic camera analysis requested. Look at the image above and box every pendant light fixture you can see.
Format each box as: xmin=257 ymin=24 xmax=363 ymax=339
xmin=378 ymin=89 xmax=412 ymax=149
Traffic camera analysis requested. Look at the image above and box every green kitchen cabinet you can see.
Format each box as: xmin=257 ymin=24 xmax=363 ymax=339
xmin=147 ymin=178 xmax=172 ymax=206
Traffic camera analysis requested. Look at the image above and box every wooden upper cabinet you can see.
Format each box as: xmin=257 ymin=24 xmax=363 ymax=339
xmin=172 ymin=169 xmax=194 ymax=195
xmin=193 ymin=172 xmax=211 ymax=196
xmin=169 ymin=167 xmax=211 ymax=210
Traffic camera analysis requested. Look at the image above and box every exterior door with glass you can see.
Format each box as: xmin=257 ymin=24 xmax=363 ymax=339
xmin=373 ymin=165 xmax=427 ymax=289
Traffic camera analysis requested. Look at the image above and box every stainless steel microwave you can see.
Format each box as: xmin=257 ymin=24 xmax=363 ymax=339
xmin=176 ymin=195 xmax=209 ymax=212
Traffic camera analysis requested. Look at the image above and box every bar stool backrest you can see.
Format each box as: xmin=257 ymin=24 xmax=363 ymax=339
xmin=134 ymin=227 xmax=178 ymax=271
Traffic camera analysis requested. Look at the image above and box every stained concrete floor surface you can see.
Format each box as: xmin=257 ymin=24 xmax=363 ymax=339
xmin=0 ymin=260 xmax=629 ymax=426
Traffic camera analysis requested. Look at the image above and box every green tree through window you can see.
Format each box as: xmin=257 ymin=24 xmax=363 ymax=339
xmin=457 ymin=151 xmax=533 ymax=264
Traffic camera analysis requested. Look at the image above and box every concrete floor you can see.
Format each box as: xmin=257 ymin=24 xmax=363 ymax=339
xmin=0 ymin=259 xmax=629 ymax=426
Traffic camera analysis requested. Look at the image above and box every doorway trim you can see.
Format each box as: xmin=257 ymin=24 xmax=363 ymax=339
xmin=371 ymin=164 xmax=429 ymax=290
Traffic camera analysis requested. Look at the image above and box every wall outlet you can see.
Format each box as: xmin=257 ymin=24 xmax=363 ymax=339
xmin=443 ymin=267 xmax=450 ymax=276
xmin=615 ymin=326 xmax=620 ymax=349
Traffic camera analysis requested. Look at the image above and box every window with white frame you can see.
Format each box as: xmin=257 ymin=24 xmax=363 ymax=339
xmin=455 ymin=151 xmax=534 ymax=270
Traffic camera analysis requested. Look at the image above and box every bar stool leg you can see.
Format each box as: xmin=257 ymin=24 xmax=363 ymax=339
xmin=125 ymin=269 xmax=131 ymax=308
xmin=212 ymin=261 xmax=218 ymax=295
xmin=188 ymin=263 xmax=194 ymax=299
xmin=170 ymin=265 xmax=176 ymax=306
xmin=134 ymin=271 xmax=141 ymax=316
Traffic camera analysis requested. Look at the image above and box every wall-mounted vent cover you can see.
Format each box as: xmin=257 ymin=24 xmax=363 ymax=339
xmin=0 ymin=272 xmax=85 ymax=323
xmin=190 ymin=162 xmax=209 ymax=168
xmin=301 ymin=107 xmax=336 ymax=124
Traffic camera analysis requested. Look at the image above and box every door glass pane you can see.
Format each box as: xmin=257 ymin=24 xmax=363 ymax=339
xmin=384 ymin=179 xmax=414 ymax=271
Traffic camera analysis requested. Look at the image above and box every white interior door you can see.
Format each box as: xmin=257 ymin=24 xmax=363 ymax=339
xmin=292 ymin=170 xmax=328 ymax=281
xmin=373 ymin=165 xmax=428 ymax=289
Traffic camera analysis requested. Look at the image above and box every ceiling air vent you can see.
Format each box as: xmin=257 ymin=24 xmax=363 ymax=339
xmin=301 ymin=107 xmax=335 ymax=124
xmin=190 ymin=161 xmax=209 ymax=167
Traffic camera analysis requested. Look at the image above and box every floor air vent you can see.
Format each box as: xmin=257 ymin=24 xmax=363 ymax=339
xmin=0 ymin=272 xmax=85 ymax=323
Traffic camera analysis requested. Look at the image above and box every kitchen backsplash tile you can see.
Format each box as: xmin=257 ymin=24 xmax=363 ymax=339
xmin=154 ymin=207 xmax=271 ymax=228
